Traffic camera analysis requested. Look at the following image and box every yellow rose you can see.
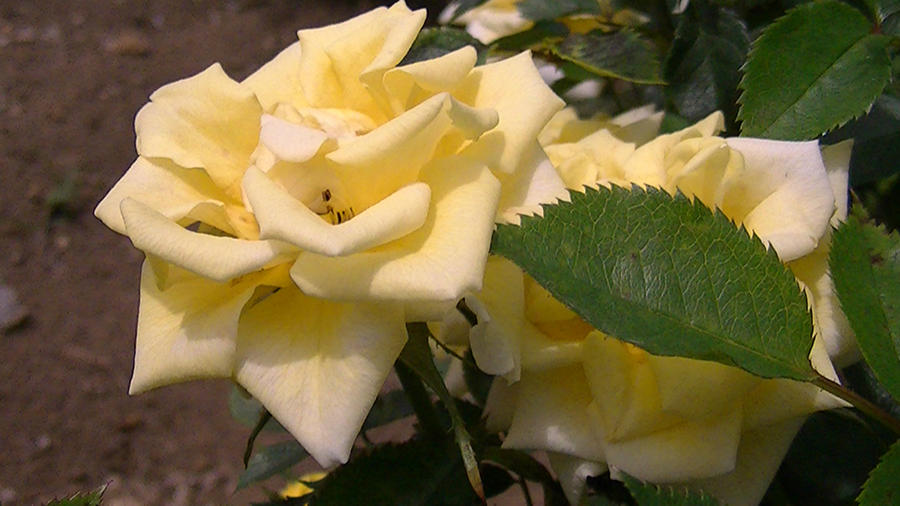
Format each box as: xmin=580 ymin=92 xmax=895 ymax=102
xmin=448 ymin=114 xmax=853 ymax=505
xmin=95 ymin=1 xmax=565 ymax=467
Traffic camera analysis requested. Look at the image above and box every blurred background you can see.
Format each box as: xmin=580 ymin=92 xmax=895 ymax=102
xmin=0 ymin=1 xmax=445 ymax=504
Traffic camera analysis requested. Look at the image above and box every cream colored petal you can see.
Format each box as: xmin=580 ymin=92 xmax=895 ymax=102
xmin=725 ymin=138 xmax=835 ymax=262
xmin=457 ymin=5 xmax=532 ymax=43
xmin=234 ymin=287 xmax=407 ymax=467
xmin=243 ymin=167 xmax=430 ymax=257
xmin=290 ymin=156 xmax=500 ymax=307
xmin=130 ymin=260 xmax=263 ymax=394
xmin=504 ymin=366 xmax=607 ymax=462
xmin=465 ymin=294 xmax=518 ymax=378
xmin=484 ymin=378 xmax=518 ymax=433
xmin=822 ymin=140 xmax=852 ymax=225
xmin=121 ymin=199 xmax=293 ymax=283
xmin=602 ymin=408 xmax=743 ymax=483
xmin=259 ymin=114 xmax=329 ymax=163
xmin=377 ymin=48 xmax=479 ymax=116
xmin=690 ymin=417 xmax=806 ymax=506
xmin=742 ymin=373 xmax=844 ymax=429
xmin=647 ymin=354 xmax=759 ymax=421
xmin=96 ymin=157 xmax=231 ymax=235
xmin=547 ymin=453 xmax=608 ymax=506
xmin=242 ymin=41 xmax=307 ymax=112
xmin=329 ymin=93 xmax=452 ymax=211
xmin=609 ymin=105 xmax=664 ymax=146
xmin=458 ymin=52 xmax=565 ymax=174
xmin=495 ymin=142 xmax=569 ymax=225
xmin=135 ymin=63 xmax=262 ymax=201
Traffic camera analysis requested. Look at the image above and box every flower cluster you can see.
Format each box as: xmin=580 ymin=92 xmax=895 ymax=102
xmin=95 ymin=1 xmax=566 ymax=467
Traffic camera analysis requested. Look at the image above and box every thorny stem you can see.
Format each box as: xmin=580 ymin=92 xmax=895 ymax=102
xmin=814 ymin=373 xmax=900 ymax=436
xmin=243 ymin=409 xmax=272 ymax=467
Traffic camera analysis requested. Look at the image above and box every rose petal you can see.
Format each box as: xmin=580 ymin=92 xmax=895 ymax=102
xmin=601 ymin=407 xmax=743 ymax=482
xmin=494 ymin=142 xmax=569 ymax=225
xmin=259 ymin=114 xmax=329 ymax=163
xmin=504 ymin=366 xmax=607 ymax=462
xmin=822 ymin=140 xmax=852 ymax=225
xmin=243 ymin=166 xmax=430 ymax=257
xmin=547 ymin=453 xmax=608 ymax=506
xmin=725 ymin=138 xmax=835 ymax=262
xmin=95 ymin=157 xmax=232 ymax=235
xmin=376 ymin=47 xmax=479 ymax=116
xmin=690 ymin=417 xmax=806 ymax=506
xmin=484 ymin=378 xmax=518 ymax=433
xmin=290 ymin=156 xmax=500 ymax=313
xmin=243 ymin=41 xmax=307 ymax=112
xmin=135 ymin=63 xmax=262 ymax=201
xmin=121 ymin=198 xmax=293 ymax=282
xmin=129 ymin=260 xmax=287 ymax=394
xmin=233 ymin=287 xmax=407 ymax=467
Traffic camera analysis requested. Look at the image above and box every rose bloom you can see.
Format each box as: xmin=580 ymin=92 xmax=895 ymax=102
xmin=452 ymin=112 xmax=853 ymax=505
xmin=95 ymin=2 xmax=566 ymax=467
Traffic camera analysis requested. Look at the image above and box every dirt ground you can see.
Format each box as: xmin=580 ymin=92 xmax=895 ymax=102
xmin=0 ymin=1 xmax=444 ymax=504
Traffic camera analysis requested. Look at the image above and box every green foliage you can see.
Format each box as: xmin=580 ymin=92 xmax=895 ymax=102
xmin=623 ymin=475 xmax=723 ymax=506
xmin=491 ymin=185 xmax=817 ymax=381
xmin=664 ymin=0 xmax=749 ymax=128
xmin=825 ymin=95 xmax=900 ymax=186
xmin=46 ymin=486 xmax=106 ymax=506
xmin=309 ymin=438 xmax=480 ymax=506
xmin=444 ymin=0 xmax=492 ymax=22
xmin=517 ymin=0 xmax=603 ymax=20
xmin=238 ymin=441 xmax=309 ymax=490
xmin=858 ymin=439 xmax=900 ymax=506
xmin=399 ymin=323 xmax=484 ymax=499
xmin=229 ymin=385 xmax=286 ymax=433
xmin=547 ymin=30 xmax=665 ymax=84
xmin=400 ymin=27 xmax=487 ymax=67
xmin=491 ymin=20 xmax=568 ymax=52
xmin=738 ymin=0 xmax=892 ymax=140
xmin=831 ymin=216 xmax=900 ymax=401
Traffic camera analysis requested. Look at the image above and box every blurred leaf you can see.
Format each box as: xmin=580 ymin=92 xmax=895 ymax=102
xmin=361 ymin=388 xmax=415 ymax=431
xmin=491 ymin=185 xmax=817 ymax=381
xmin=824 ymin=95 xmax=900 ymax=186
xmin=229 ymin=385 xmax=286 ymax=433
xmin=858 ymin=439 xmax=900 ymax=506
xmin=309 ymin=438 xmax=480 ymax=506
xmin=400 ymin=323 xmax=484 ymax=500
xmin=775 ymin=409 xmax=891 ymax=506
xmin=462 ymin=349 xmax=493 ymax=407
xmin=623 ymin=475 xmax=723 ymax=505
xmin=738 ymin=0 xmax=892 ymax=140
xmin=547 ymin=30 xmax=665 ymax=84
xmin=444 ymin=0 xmax=492 ymax=22
xmin=483 ymin=447 xmax=570 ymax=505
xmin=862 ymin=0 xmax=900 ymax=22
xmin=480 ymin=462 xmax=517 ymax=498
xmin=664 ymin=0 xmax=749 ymax=127
xmin=47 ymin=486 xmax=106 ymax=506
xmin=491 ymin=20 xmax=568 ymax=51
xmin=842 ymin=361 xmax=900 ymax=421
xmin=518 ymin=0 xmax=603 ymax=20
xmin=831 ymin=216 xmax=900 ymax=401
xmin=238 ymin=441 xmax=309 ymax=489
xmin=46 ymin=169 xmax=81 ymax=219
xmin=400 ymin=27 xmax=487 ymax=67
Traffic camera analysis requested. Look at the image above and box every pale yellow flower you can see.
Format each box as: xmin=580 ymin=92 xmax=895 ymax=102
xmin=449 ymin=114 xmax=853 ymax=505
xmin=95 ymin=2 xmax=565 ymax=467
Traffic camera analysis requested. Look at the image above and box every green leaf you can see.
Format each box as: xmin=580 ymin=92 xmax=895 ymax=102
xmin=547 ymin=30 xmax=665 ymax=84
xmin=47 ymin=486 xmax=106 ymax=506
xmin=623 ymin=474 xmax=724 ymax=505
xmin=229 ymin=385 xmax=286 ymax=433
xmin=664 ymin=0 xmax=749 ymax=126
xmin=238 ymin=441 xmax=309 ymax=489
xmin=309 ymin=438 xmax=480 ymax=506
xmin=491 ymin=20 xmax=568 ymax=52
xmin=518 ymin=0 xmax=603 ymax=20
xmin=824 ymin=95 xmax=900 ymax=186
xmin=444 ymin=0 xmax=492 ymax=22
xmin=738 ymin=0 xmax=892 ymax=140
xmin=400 ymin=27 xmax=487 ymax=67
xmin=830 ymin=216 xmax=900 ymax=401
xmin=491 ymin=185 xmax=817 ymax=381
xmin=399 ymin=323 xmax=484 ymax=500
xmin=858 ymin=439 xmax=900 ymax=506
xmin=462 ymin=349 xmax=493 ymax=407
xmin=360 ymin=388 xmax=415 ymax=431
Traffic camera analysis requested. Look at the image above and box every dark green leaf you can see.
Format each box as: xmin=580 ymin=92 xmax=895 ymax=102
xmin=491 ymin=186 xmax=817 ymax=381
xmin=738 ymin=0 xmax=892 ymax=140
xmin=444 ymin=0 xmax=492 ymax=22
xmin=480 ymin=463 xmax=517 ymax=498
xmin=547 ymin=30 xmax=665 ymax=84
xmin=858 ymin=439 xmax=900 ymax=506
xmin=237 ymin=441 xmax=309 ymax=489
xmin=400 ymin=27 xmax=487 ymax=67
xmin=491 ymin=20 xmax=568 ymax=52
xmin=46 ymin=486 xmax=106 ymax=506
xmin=400 ymin=323 xmax=484 ymax=500
xmin=831 ymin=216 xmax=900 ymax=401
xmin=518 ymin=0 xmax=603 ymax=20
xmin=775 ymin=409 xmax=891 ymax=506
xmin=824 ymin=95 xmax=900 ymax=186
xmin=229 ymin=385 xmax=286 ymax=432
xmin=623 ymin=475 xmax=723 ymax=505
xmin=462 ymin=349 xmax=493 ymax=407
xmin=665 ymin=0 xmax=749 ymax=127
xmin=309 ymin=438 xmax=479 ymax=506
